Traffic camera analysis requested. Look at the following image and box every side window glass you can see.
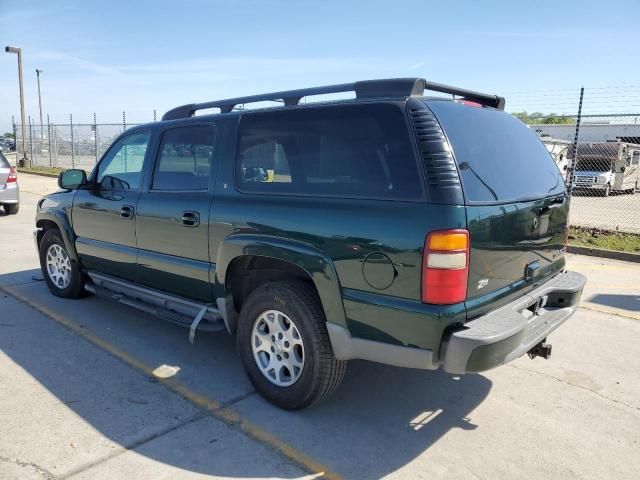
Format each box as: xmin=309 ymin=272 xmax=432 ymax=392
xmin=152 ymin=125 xmax=216 ymax=191
xmin=632 ymin=151 xmax=640 ymax=166
xmin=236 ymin=104 xmax=422 ymax=199
xmin=97 ymin=131 xmax=150 ymax=190
xmin=240 ymin=141 xmax=291 ymax=184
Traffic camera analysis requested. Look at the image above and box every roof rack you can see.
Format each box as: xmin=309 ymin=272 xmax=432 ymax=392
xmin=162 ymin=78 xmax=505 ymax=120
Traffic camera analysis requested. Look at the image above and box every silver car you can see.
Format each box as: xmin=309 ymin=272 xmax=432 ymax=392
xmin=0 ymin=151 xmax=19 ymax=214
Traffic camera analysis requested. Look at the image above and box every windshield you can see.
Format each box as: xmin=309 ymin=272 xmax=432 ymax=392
xmin=425 ymin=100 xmax=565 ymax=204
xmin=0 ymin=152 xmax=10 ymax=169
xmin=575 ymin=159 xmax=611 ymax=172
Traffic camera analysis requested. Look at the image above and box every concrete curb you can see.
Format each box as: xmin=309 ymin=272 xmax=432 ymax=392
xmin=17 ymin=169 xmax=60 ymax=179
xmin=567 ymin=244 xmax=640 ymax=263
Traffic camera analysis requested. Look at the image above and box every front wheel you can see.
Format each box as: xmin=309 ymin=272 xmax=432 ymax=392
xmin=39 ymin=229 xmax=86 ymax=298
xmin=237 ymin=280 xmax=346 ymax=410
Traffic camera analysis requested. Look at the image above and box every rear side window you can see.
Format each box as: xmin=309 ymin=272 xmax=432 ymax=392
xmin=152 ymin=125 xmax=215 ymax=191
xmin=426 ymin=100 xmax=565 ymax=203
xmin=0 ymin=152 xmax=9 ymax=168
xmin=236 ymin=104 xmax=423 ymax=200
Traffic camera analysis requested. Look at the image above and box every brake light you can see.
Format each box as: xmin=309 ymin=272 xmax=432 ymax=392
xmin=456 ymin=99 xmax=482 ymax=108
xmin=422 ymin=229 xmax=469 ymax=305
xmin=7 ymin=167 xmax=17 ymax=183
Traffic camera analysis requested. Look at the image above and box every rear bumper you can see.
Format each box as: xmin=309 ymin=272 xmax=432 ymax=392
xmin=0 ymin=183 xmax=19 ymax=203
xmin=442 ymin=271 xmax=586 ymax=374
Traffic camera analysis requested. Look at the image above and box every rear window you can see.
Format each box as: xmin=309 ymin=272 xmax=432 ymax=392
xmin=426 ymin=100 xmax=565 ymax=204
xmin=236 ymin=103 xmax=423 ymax=200
xmin=0 ymin=152 xmax=9 ymax=168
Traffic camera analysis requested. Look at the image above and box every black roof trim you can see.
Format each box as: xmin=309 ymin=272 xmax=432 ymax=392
xmin=162 ymin=78 xmax=505 ymax=121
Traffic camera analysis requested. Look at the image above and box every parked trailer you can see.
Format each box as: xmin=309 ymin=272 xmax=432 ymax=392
xmin=541 ymin=137 xmax=571 ymax=174
xmin=568 ymin=141 xmax=640 ymax=195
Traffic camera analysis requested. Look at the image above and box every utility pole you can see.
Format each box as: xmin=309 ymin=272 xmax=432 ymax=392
xmin=36 ymin=68 xmax=44 ymax=149
xmin=5 ymin=46 xmax=28 ymax=167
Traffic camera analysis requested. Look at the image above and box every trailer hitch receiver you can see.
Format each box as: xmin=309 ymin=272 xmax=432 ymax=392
xmin=527 ymin=339 xmax=552 ymax=360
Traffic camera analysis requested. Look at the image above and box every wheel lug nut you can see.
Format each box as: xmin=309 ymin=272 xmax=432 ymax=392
xmin=277 ymin=355 xmax=282 ymax=361
xmin=284 ymin=341 xmax=290 ymax=348
xmin=270 ymin=346 xmax=275 ymax=352
xmin=284 ymin=352 xmax=289 ymax=359
xmin=271 ymin=335 xmax=275 ymax=341
xmin=278 ymin=333 xmax=283 ymax=339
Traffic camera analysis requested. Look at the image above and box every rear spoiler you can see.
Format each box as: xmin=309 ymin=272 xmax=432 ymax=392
xmin=421 ymin=80 xmax=506 ymax=110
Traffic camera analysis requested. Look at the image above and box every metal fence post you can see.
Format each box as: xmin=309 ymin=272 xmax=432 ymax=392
xmin=122 ymin=111 xmax=126 ymax=130
xmin=28 ymin=115 xmax=34 ymax=167
xmin=47 ymin=114 xmax=52 ymax=167
xmin=568 ymin=87 xmax=585 ymax=196
xmin=93 ymin=112 xmax=98 ymax=164
xmin=11 ymin=116 xmax=16 ymax=147
xmin=53 ymin=124 xmax=58 ymax=167
xmin=153 ymin=109 xmax=157 ymax=122
xmin=70 ymin=113 xmax=75 ymax=169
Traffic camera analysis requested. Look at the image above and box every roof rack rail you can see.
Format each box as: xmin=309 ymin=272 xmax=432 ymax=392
xmin=162 ymin=78 xmax=505 ymax=120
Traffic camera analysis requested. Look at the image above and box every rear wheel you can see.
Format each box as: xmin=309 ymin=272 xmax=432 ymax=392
xmin=237 ymin=280 xmax=346 ymax=410
xmin=3 ymin=203 xmax=18 ymax=215
xmin=39 ymin=229 xmax=85 ymax=298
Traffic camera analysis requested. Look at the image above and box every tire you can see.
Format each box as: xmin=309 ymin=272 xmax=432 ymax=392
xmin=39 ymin=228 xmax=85 ymax=298
xmin=237 ymin=280 xmax=347 ymax=410
xmin=3 ymin=203 xmax=18 ymax=215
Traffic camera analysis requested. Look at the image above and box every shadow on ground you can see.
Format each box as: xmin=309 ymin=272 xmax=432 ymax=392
xmin=1 ymin=268 xmax=492 ymax=478
xmin=588 ymin=293 xmax=640 ymax=312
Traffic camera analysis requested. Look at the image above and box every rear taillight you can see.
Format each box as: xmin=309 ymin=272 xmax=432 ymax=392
xmin=7 ymin=167 xmax=17 ymax=183
xmin=422 ymin=229 xmax=469 ymax=305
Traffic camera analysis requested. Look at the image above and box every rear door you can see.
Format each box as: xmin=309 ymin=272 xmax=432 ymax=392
xmin=135 ymin=123 xmax=216 ymax=302
xmin=425 ymin=100 xmax=568 ymax=317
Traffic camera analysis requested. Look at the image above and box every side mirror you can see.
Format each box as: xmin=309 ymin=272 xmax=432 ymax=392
xmin=58 ymin=169 xmax=87 ymax=189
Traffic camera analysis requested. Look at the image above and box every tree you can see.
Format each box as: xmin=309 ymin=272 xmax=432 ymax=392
xmin=512 ymin=111 xmax=575 ymax=125
xmin=3 ymin=132 xmax=15 ymax=139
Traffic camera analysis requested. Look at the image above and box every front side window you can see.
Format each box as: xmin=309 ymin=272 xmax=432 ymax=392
xmin=633 ymin=151 xmax=640 ymax=166
xmin=97 ymin=131 xmax=150 ymax=190
xmin=236 ymin=104 xmax=423 ymax=200
xmin=152 ymin=125 xmax=216 ymax=191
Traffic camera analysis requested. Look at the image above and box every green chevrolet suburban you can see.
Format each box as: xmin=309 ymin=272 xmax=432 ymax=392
xmin=35 ymin=78 xmax=586 ymax=409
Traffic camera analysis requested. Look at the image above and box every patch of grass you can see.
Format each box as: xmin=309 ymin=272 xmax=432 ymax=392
xmin=569 ymin=226 xmax=640 ymax=253
xmin=18 ymin=165 xmax=64 ymax=177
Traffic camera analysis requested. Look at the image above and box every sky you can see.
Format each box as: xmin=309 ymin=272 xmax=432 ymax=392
xmin=1 ymin=0 xmax=639 ymax=133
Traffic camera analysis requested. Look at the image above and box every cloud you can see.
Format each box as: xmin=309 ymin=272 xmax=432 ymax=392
xmin=408 ymin=61 xmax=425 ymax=71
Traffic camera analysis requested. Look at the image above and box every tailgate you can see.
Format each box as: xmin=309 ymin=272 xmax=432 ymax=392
xmin=0 ymin=152 xmax=10 ymax=187
xmin=466 ymin=195 xmax=568 ymax=303
xmin=424 ymin=99 xmax=568 ymax=315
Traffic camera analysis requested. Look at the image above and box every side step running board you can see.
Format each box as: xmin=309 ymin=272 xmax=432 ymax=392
xmin=85 ymin=271 xmax=226 ymax=342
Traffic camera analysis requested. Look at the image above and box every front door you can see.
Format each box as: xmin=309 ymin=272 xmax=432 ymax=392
xmin=135 ymin=124 xmax=216 ymax=302
xmin=73 ymin=130 xmax=151 ymax=281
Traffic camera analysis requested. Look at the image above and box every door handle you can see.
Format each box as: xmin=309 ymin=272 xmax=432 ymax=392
xmin=181 ymin=211 xmax=200 ymax=227
xmin=120 ymin=205 xmax=135 ymax=219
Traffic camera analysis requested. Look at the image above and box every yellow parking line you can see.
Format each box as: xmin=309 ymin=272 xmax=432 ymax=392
xmin=0 ymin=284 xmax=340 ymax=480
xmin=569 ymin=262 xmax=640 ymax=271
xmin=579 ymin=304 xmax=640 ymax=321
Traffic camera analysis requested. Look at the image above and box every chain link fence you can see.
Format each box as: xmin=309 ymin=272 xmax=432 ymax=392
xmin=14 ymin=116 xmax=144 ymax=171
xmin=8 ymin=88 xmax=640 ymax=234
